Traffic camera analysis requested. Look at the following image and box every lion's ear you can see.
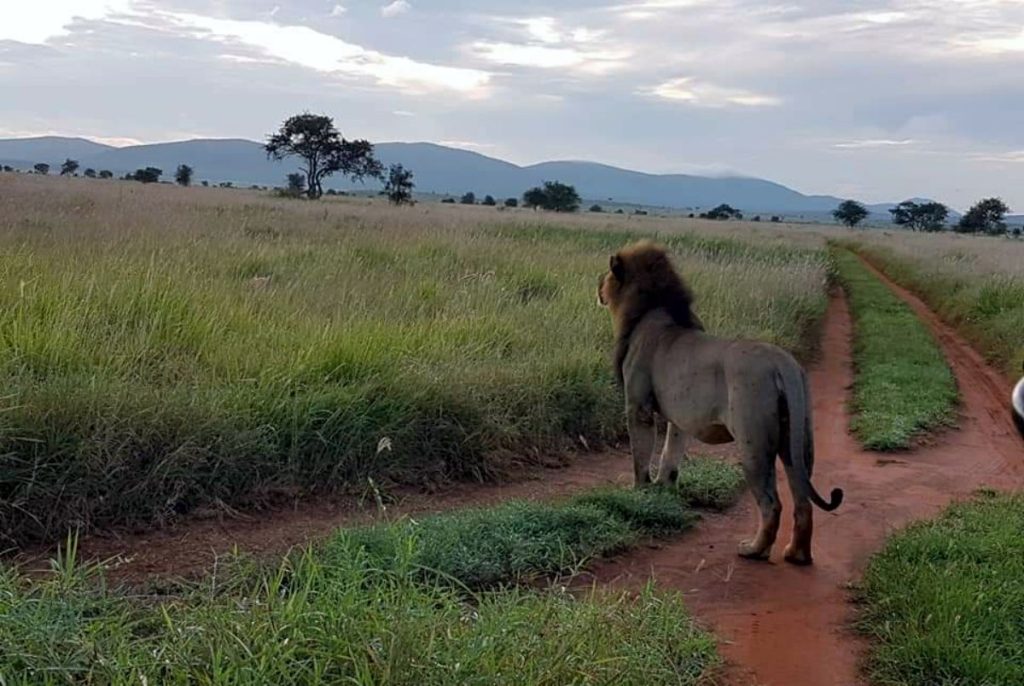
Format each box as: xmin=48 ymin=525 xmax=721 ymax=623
xmin=610 ymin=254 xmax=625 ymax=281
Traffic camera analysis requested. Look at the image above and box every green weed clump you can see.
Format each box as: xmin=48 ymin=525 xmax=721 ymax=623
xmin=859 ymin=492 xmax=1024 ymax=686
xmin=0 ymin=176 xmax=825 ymax=544
xmin=833 ymin=250 xmax=957 ymax=449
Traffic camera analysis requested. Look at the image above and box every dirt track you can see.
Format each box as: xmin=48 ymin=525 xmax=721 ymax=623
xmin=13 ymin=260 xmax=1023 ymax=685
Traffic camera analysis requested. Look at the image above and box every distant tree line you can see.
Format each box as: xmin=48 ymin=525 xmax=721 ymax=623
xmin=832 ymin=196 xmax=1017 ymax=235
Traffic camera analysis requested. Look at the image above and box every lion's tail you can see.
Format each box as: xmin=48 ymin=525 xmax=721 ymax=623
xmin=776 ymin=366 xmax=844 ymax=512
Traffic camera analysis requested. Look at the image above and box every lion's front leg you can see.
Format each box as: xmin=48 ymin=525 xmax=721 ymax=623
xmin=627 ymin=404 xmax=658 ymax=487
xmin=656 ymin=421 xmax=687 ymax=485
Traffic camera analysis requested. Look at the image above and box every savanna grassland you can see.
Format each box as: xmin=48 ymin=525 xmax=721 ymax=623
xmin=847 ymin=231 xmax=1024 ymax=377
xmin=0 ymin=173 xmax=828 ymax=545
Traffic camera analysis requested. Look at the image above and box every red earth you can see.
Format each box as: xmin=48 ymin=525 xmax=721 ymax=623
xmin=11 ymin=257 xmax=1023 ymax=685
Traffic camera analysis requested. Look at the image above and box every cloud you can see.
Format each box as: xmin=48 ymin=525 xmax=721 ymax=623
xmin=1 ymin=0 xmax=133 ymax=44
xmin=645 ymin=77 xmax=782 ymax=107
xmin=470 ymin=41 xmax=629 ymax=72
xmin=438 ymin=139 xmax=496 ymax=150
xmin=381 ymin=1 xmax=411 ymax=19
xmin=161 ymin=11 xmax=489 ymax=93
xmin=957 ymin=29 xmax=1024 ymax=54
xmin=330 ymin=4 xmax=347 ymax=17
xmin=833 ymin=139 xmax=917 ymax=149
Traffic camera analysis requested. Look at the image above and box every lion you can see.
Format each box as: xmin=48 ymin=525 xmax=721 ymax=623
xmin=598 ymin=240 xmax=843 ymax=565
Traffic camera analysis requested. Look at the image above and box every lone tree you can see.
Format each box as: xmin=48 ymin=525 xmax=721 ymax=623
xmin=60 ymin=158 xmax=79 ymax=176
xmin=889 ymin=200 xmax=949 ymax=232
xmin=482 ymin=194 xmax=496 ymax=206
xmin=589 ymin=204 xmax=604 ymax=213
xmin=175 ymin=164 xmax=194 ymax=187
xmin=83 ymin=168 xmax=97 ymax=178
xmin=542 ymin=181 xmax=581 ymax=212
xmin=522 ymin=181 xmax=581 ymax=212
xmin=129 ymin=167 xmax=162 ymax=183
xmin=956 ymin=197 xmax=1009 ymax=235
xmin=265 ymin=113 xmax=382 ymax=199
xmin=832 ymin=200 xmax=868 ymax=227
xmin=34 ymin=163 xmax=50 ymax=175
xmin=98 ymin=170 xmax=113 ymax=179
xmin=382 ymin=164 xmax=415 ymax=205
xmin=701 ymin=203 xmax=743 ymax=220
xmin=504 ymin=197 xmax=518 ymax=208
xmin=460 ymin=192 xmax=476 ymax=205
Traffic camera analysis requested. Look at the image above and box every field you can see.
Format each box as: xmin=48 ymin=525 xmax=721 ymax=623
xmin=2 ymin=172 xmax=1023 ymax=685
xmin=847 ymin=231 xmax=1024 ymax=377
xmin=0 ymin=174 xmax=827 ymax=545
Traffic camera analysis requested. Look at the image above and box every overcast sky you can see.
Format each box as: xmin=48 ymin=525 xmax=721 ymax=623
xmin=3 ymin=1 xmax=1024 ymax=209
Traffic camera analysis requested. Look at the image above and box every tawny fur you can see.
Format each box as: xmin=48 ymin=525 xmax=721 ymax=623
xmin=600 ymin=241 xmax=843 ymax=565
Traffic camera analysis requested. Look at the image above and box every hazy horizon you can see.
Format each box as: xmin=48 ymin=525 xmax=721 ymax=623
xmin=5 ymin=1 xmax=1024 ymax=209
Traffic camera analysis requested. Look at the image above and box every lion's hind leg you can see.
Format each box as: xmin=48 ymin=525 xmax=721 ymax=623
xmin=736 ymin=443 xmax=782 ymax=561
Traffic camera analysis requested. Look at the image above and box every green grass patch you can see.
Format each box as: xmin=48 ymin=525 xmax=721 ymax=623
xmin=832 ymin=249 xmax=957 ymax=450
xmin=0 ymin=465 xmax=744 ymax=684
xmin=336 ymin=456 xmax=742 ymax=590
xmin=0 ymin=538 xmax=717 ymax=685
xmin=858 ymin=492 xmax=1024 ymax=686
xmin=851 ymin=243 xmax=1024 ymax=378
xmin=675 ymin=456 xmax=747 ymax=510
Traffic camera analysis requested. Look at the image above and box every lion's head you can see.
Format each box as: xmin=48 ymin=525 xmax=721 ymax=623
xmin=599 ymin=241 xmax=703 ymax=384
xmin=598 ymin=240 xmax=702 ymax=334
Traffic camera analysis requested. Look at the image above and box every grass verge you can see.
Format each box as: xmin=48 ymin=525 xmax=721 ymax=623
xmin=338 ymin=457 xmax=742 ymax=589
xmin=851 ymin=241 xmax=1024 ymax=379
xmin=0 ymin=540 xmax=717 ymax=685
xmin=858 ymin=491 xmax=1024 ymax=686
xmin=0 ymin=459 xmax=743 ymax=683
xmin=832 ymin=249 xmax=957 ymax=450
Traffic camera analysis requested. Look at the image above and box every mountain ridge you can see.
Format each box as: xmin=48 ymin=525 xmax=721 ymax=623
xmin=0 ymin=135 xmax=939 ymax=216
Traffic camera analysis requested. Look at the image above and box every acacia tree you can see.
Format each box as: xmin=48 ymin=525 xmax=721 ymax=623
xmin=832 ymin=200 xmax=868 ymax=227
xmin=956 ymin=197 xmax=1009 ymax=235
xmin=265 ymin=113 xmax=382 ymax=199
xmin=382 ymin=164 xmax=415 ymax=205
xmin=701 ymin=203 xmax=743 ymax=220
xmin=98 ymin=170 xmax=113 ymax=179
xmin=83 ymin=168 xmax=97 ymax=178
xmin=175 ymin=164 xmax=194 ymax=187
xmin=128 ymin=167 xmax=162 ymax=183
xmin=34 ymin=163 xmax=50 ymax=175
xmin=542 ymin=181 xmax=581 ymax=212
xmin=60 ymin=158 xmax=79 ymax=176
xmin=890 ymin=200 xmax=949 ymax=232
xmin=521 ymin=181 xmax=581 ymax=212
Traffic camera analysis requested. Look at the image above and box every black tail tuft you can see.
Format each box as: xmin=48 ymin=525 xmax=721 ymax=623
xmin=824 ymin=488 xmax=844 ymax=511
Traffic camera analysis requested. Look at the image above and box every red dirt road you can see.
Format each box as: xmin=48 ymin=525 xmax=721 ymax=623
xmin=585 ymin=282 xmax=1022 ymax=686
xmin=12 ymin=260 xmax=1022 ymax=685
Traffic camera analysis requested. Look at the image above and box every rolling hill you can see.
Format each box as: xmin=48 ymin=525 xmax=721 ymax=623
xmin=0 ymin=135 xmax=930 ymax=217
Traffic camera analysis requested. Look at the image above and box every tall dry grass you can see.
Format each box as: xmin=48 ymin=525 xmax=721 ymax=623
xmin=0 ymin=173 xmax=828 ymax=544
